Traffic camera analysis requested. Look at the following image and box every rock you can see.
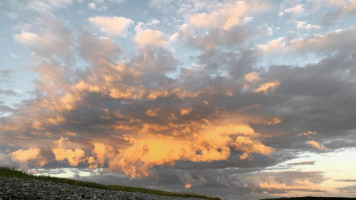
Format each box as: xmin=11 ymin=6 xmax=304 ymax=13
xmin=0 ymin=176 xmax=208 ymax=200
xmin=23 ymin=183 xmax=31 ymax=187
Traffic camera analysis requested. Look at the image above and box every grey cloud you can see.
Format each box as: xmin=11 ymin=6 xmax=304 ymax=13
xmin=0 ymin=89 xmax=19 ymax=96
xmin=320 ymin=4 xmax=356 ymax=27
xmin=78 ymin=33 xmax=122 ymax=67
xmin=78 ymin=167 xmax=326 ymax=199
xmin=287 ymin=161 xmax=315 ymax=165
xmin=0 ymin=104 xmax=14 ymax=113
xmin=2 ymin=3 xmax=356 ymax=199
xmin=335 ymin=179 xmax=356 ymax=183
xmin=338 ymin=184 xmax=356 ymax=193
xmin=291 ymin=28 xmax=356 ymax=55
xmin=174 ymin=25 xmax=258 ymax=50
xmin=0 ymin=69 xmax=14 ymax=77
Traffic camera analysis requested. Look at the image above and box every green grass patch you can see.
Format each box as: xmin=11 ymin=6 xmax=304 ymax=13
xmin=0 ymin=166 xmax=220 ymax=200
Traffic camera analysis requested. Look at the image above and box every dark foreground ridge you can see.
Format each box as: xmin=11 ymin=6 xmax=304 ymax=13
xmin=0 ymin=167 xmax=220 ymax=200
xmin=261 ymin=197 xmax=356 ymax=200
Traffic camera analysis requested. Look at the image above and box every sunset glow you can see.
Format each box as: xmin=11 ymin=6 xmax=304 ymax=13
xmin=1 ymin=0 xmax=356 ymax=199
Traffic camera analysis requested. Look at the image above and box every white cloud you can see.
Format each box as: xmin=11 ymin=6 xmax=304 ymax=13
xmin=189 ymin=0 xmax=265 ymax=30
xmin=279 ymin=4 xmax=304 ymax=17
xmin=89 ymin=16 xmax=133 ymax=36
xmin=13 ymin=31 xmax=39 ymax=45
xmin=258 ymin=37 xmax=286 ymax=53
xmin=296 ymin=21 xmax=320 ymax=30
xmin=134 ymin=29 xmax=167 ymax=48
xmin=26 ymin=0 xmax=73 ymax=13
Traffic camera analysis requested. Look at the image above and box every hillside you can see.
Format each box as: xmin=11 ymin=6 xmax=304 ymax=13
xmin=0 ymin=167 xmax=220 ymax=200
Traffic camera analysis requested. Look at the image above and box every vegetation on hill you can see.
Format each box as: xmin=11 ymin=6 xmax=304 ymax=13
xmin=0 ymin=166 xmax=220 ymax=200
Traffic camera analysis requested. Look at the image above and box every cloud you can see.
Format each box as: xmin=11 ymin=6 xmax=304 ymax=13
xmin=258 ymin=37 xmax=286 ymax=53
xmin=242 ymin=171 xmax=325 ymax=194
xmin=18 ymin=0 xmax=74 ymax=14
xmin=11 ymin=147 xmax=40 ymax=163
xmin=288 ymin=161 xmax=315 ymax=166
xmin=338 ymin=184 xmax=356 ymax=193
xmin=335 ymin=179 xmax=356 ymax=182
xmin=244 ymin=72 xmax=261 ymax=83
xmin=298 ymin=131 xmax=318 ymax=139
xmin=13 ymin=31 xmax=39 ymax=45
xmin=0 ymin=104 xmax=14 ymax=113
xmin=320 ymin=0 xmax=356 ymax=26
xmin=259 ymin=180 xmax=322 ymax=192
xmin=134 ymin=28 xmax=167 ymax=48
xmin=170 ymin=0 xmax=266 ymax=50
xmin=307 ymin=140 xmax=327 ymax=151
xmin=52 ymin=137 xmax=85 ymax=166
xmin=149 ymin=0 xmax=174 ymax=11
xmin=189 ymin=0 xmax=265 ymax=30
xmin=298 ymin=130 xmax=318 ymax=137
xmin=0 ymin=89 xmax=20 ymax=96
xmin=3 ymin=19 xmax=277 ymax=179
xmin=3 ymin=1 xmax=356 ymax=199
xmin=252 ymin=80 xmax=280 ymax=94
xmin=258 ymin=27 xmax=356 ymax=55
xmin=3 ymin=11 xmax=18 ymax=19
xmin=89 ymin=120 xmax=274 ymax=178
xmin=295 ymin=21 xmax=320 ymax=30
xmin=0 ymin=69 xmax=13 ymax=78
xmin=279 ymin=4 xmax=304 ymax=17
xmin=89 ymin=16 xmax=133 ymax=36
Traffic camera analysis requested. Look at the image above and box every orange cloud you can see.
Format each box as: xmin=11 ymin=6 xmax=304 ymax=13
xmin=88 ymin=142 xmax=114 ymax=169
xmin=11 ymin=147 xmax=40 ymax=163
xmin=307 ymin=140 xmax=327 ymax=150
xmin=253 ymin=80 xmax=280 ymax=94
xmin=260 ymin=179 xmax=322 ymax=191
xmin=52 ymin=137 xmax=85 ymax=166
xmin=180 ymin=108 xmax=192 ymax=116
xmin=298 ymin=130 xmax=318 ymax=139
xmin=244 ymin=72 xmax=261 ymax=83
xmin=106 ymin=119 xmax=273 ymax=178
xmin=146 ymin=108 xmax=160 ymax=117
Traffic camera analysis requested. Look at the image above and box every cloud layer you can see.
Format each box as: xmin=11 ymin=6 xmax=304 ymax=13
xmin=1 ymin=0 xmax=356 ymax=199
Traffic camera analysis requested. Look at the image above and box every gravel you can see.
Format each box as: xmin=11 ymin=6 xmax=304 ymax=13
xmin=0 ymin=177 xmax=207 ymax=200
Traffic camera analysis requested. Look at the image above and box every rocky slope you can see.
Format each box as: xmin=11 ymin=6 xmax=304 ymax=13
xmin=0 ymin=177 xmax=207 ymax=200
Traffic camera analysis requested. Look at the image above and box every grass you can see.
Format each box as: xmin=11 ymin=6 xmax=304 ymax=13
xmin=261 ymin=197 xmax=356 ymax=200
xmin=0 ymin=166 xmax=220 ymax=200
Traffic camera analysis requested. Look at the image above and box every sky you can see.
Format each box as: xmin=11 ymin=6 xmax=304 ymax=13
xmin=1 ymin=0 xmax=356 ymax=199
